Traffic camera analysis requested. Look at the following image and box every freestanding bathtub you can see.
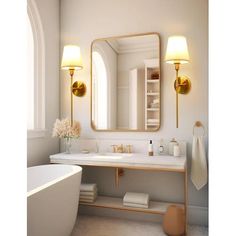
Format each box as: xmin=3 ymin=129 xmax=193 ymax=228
xmin=27 ymin=164 xmax=82 ymax=236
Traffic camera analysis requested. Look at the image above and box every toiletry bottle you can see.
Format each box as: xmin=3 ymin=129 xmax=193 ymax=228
xmin=173 ymin=143 xmax=181 ymax=157
xmin=168 ymin=138 xmax=178 ymax=155
xmin=158 ymin=139 xmax=165 ymax=155
xmin=148 ymin=140 xmax=154 ymax=156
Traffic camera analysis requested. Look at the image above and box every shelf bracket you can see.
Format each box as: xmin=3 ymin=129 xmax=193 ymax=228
xmin=115 ymin=168 xmax=124 ymax=187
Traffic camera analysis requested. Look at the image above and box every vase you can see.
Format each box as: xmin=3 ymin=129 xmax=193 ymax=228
xmin=64 ymin=137 xmax=72 ymax=154
xmin=163 ymin=205 xmax=185 ymax=236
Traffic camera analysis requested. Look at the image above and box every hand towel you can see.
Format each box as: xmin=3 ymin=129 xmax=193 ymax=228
xmin=123 ymin=192 xmax=149 ymax=205
xmin=191 ymin=136 xmax=208 ymax=190
xmin=123 ymin=202 xmax=149 ymax=209
xmin=80 ymin=183 xmax=97 ymax=192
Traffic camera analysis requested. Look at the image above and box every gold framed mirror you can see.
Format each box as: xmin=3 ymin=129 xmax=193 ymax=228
xmin=91 ymin=32 xmax=161 ymax=132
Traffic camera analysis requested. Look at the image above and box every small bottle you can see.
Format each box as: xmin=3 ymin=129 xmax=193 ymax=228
xmin=148 ymin=140 xmax=153 ymax=156
xmin=158 ymin=139 xmax=165 ymax=155
xmin=173 ymin=143 xmax=181 ymax=157
xmin=168 ymin=138 xmax=178 ymax=155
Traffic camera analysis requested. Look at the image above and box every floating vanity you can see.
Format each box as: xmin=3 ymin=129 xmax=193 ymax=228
xmin=50 ymin=152 xmax=186 ymax=172
xmin=50 ymin=151 xmax=188 ymax=233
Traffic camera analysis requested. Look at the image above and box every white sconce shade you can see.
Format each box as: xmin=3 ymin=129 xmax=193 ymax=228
xmin=61 ymin=45 xmax=83 ymax=70
xmin=165 ymin=36 xmax=190 ymax=64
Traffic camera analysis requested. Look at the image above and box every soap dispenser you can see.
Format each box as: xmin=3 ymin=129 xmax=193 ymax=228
xmin=158 ymin=139 xmax=165 ymax=155
xmin=173 ymin=143 xmax=181 ymax=157
xmin=148 ymin=140 xmax=153 ymax=156
xmin=168 ymin=138 xmax=178 ymax=155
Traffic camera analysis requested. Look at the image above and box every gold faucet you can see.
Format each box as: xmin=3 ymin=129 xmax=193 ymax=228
xmin=111 ymin=144 xmax=133 ymax=153
xmin=125 ymin=144 xmax=133 ymax=153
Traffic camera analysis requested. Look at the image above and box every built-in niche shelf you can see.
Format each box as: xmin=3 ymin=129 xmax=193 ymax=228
xmin=144 ymin=58 xmax=160 ymax=130
xmin=80 ymin=196 xmax=184 ymax=215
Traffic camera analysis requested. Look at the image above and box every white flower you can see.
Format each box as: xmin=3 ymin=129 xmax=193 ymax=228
xmin=52 ymin=118 xmax=81 ymax=138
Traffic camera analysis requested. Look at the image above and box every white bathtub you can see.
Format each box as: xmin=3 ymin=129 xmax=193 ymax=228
xmin=27 ymin=164 xmax=82 ymax=236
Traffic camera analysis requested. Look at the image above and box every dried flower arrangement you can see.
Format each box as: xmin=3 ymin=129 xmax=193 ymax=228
xmin=52 ymin=118 xmax=81 ymax=139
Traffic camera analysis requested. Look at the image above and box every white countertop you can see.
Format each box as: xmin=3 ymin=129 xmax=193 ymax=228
xmin=50 ymin=152 xmax=186 ymax=172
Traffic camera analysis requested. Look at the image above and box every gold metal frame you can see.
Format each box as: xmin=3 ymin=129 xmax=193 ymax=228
xmin=90 ymin=32 xmax=161 ymax=132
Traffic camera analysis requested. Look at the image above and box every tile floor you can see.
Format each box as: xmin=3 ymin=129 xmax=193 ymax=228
xmin=71 ymin=215 xmax=208 ymax=236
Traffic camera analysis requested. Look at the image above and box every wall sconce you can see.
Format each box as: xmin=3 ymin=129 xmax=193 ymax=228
xmin=61 ymin=45 xmax=86 ymax=125
xmin=165 ymin=36 xmax=191 ymax=128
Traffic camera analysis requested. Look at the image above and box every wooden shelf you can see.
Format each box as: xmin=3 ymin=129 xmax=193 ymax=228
xmin=80 ymin=196 xmax=184 ymax=215
xmin=147 ymin=108 xmax=159 ymax=111
xmin=146 ymin=123 xmax=159 ymax=126
xmin=147 ymin=79 xmax=159 ymax=83
xmin=147 ymin=92 xmax=159 ymax=96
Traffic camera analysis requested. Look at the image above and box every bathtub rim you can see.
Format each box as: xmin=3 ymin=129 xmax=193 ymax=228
xmin=27 ymin=164 xmax=82 ymax=198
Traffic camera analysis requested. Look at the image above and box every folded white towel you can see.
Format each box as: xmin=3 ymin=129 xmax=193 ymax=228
xmin=123 ymin=192 xmax=149 ymax=205
xmin=80 ymin=183 xmax=97 ymax=192
xmin=80 ymin=196 xmax=97 ymax=202
xmin=79 ymin=198 xmax=95 ymax=203
xmin=191 ymin=136 xmax=208 ymax=190
xmin=80 ymin=190 xmax=97 ymax=196
xmin=123 ymin=202 xmax=148 ymax=209
xmin=80 ymin=193 xmax=97 ymax=200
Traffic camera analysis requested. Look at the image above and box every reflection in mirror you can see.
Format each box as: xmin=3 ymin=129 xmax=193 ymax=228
xmin=91 ymin=33 xmax=160 ymax=131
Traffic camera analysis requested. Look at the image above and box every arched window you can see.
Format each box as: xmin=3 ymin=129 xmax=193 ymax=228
xmin=27 ymin=15 xmax=34 ymax=130
xmin=27 ymin=0 xmax=45 ymax=138
xmin=92 ymin=51 xmax=108 ymax=129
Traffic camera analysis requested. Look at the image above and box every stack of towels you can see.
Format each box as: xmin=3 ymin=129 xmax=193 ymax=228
xmin=79 ymin=183 xmax=97 ymax=203
xmin=123 ymin=192 xmax=149 ymax=209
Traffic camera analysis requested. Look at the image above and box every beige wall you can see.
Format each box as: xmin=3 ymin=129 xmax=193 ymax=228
xmin=60 ymin=0 xmax=208 ymax=225
xmin=27 ymin=0 xmax=60 ymax=167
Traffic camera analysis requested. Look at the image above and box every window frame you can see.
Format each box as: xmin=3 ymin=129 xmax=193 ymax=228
xmin=27 ymin=0 xmax=46 ymax=139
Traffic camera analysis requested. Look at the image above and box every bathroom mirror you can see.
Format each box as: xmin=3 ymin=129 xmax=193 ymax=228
xmin=91 ymin=32 xmax=160 ymax=131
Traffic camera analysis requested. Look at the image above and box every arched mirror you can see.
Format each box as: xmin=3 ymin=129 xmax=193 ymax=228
xmin=91 ymin=33 xmax=160 ymax=132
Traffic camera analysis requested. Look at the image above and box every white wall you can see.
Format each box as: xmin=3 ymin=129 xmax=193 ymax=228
xmin=27 ymin=0 xmax=60 ymax=167
xmin=60 ymin=0 xmax=208 ymax=225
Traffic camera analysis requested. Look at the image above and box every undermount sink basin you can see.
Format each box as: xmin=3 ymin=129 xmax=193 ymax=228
xmin=97 ymin=152 xmax=134 ymax=157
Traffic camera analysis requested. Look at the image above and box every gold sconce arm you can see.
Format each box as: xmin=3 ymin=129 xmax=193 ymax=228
xmin=174 ymin=63 xmax=191 ymax=128
xmin=175 ymin=63 xmax=179 ymax=128
xmin=69 ymin=69 xmax=75 ymax=126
